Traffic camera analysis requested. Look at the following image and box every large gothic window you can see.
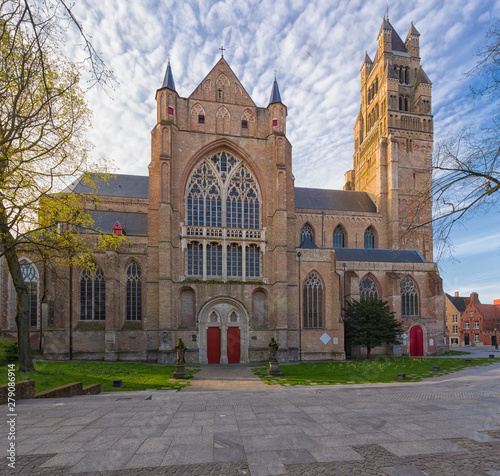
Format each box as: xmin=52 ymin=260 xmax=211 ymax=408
xmin=333 ymin=226 xmax=345 ymax=248
xmin=401 ymin=276 xmax=419 ymax=317
xmin=21 ymin=263 xmax=38 ymax=327
xmin=184 ymin=151 xmax=262 ymax=280
xmin=303 ymin=272 xmax=323 ymax=328
xmin=360 ymin=277 xmax=378 ymax=300
xmin=80 ymin=266 xmax=105 ymax=321
xmin=300 ymin=224 xmax=313 ymax=244
xmin=364 ymin=227 xmax=375 ymax=249
xmin=126 ymin=262 xmax=142 ymax=321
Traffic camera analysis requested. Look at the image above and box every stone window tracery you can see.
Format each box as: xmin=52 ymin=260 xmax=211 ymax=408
xmin=303 ymin=272 xmax=323 ymax=328
xmin=126 ymin=262 xmax=142 ymax=321
xmin=360 ymin=277 xmax=378 ymax=300
xmin=185 ymin=151 xmax=262 ymax=280
xmin=80 ymin=266 xmax=105 ymax=321
xmin=21 ymin=263 xmax=38 ymax=327
xmin=401 ymin=276 xmax=419 ymax=317
xmin=364 ymin=227 xmax=375 ymax=248
xmin=300 ymin=224 xmax=313 ymax=244
xmin=333 ymin=225 xmax=345 ymax=248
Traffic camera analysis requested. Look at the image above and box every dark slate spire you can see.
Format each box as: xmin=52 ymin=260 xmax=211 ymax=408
xmin=363 ymin=50 xmax=373 ymax=64
xmin=269 ymin=73 xmax=282 ymax=105
xmin=409 ymin=21 xmax=420 ymax=36
xmin=162 ymin=59 xmax=176 ymax=91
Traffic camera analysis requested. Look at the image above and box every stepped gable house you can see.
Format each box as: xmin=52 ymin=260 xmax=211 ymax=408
xmin=0 ymin=18 xmax=446 ymax=362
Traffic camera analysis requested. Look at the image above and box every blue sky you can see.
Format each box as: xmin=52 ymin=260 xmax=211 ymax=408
xmin=68 ymin=0 xmax=500 ymax=303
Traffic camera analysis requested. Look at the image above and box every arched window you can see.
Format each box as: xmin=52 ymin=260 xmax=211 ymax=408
xmin=187 ymin=242 xmax=203 ymax=276
xmin=246 ymin=244 xmax=260 ymax=278
xmin=364 ymin=227 xmax=375 ymax=248
xmin=333 ymin=226 xmax=345 ymax=248
xmin=399 ymin=96 xmax=403 ymax=111
xmin=303 ymin=272 xmax=323 ymax=328
xmin=300 ymin=224 xmax=313 ymax=244
xmin=360 ymin=277 xmax=378 ymax=300
xmin=401 ymin=276 xmax=419 ymax=316
xmin=80 ymin=266 xmax=105 ymax=321
xmin=404 ymin=97 xmax=409 ymax=112
xmin=21 ymin=263 xmax=38 ymax=327
xmin=186 ymin=161 xmax=222 ymax=227
xmin=206 ymin=243 xmax=222 ymax=277
xmin=227 ymin=244 xmax=242 ymax=278
xmin=126 ymin=263 xmax=142 ymax=321
xmin=185 ymin=151 xmax=262 ymax=279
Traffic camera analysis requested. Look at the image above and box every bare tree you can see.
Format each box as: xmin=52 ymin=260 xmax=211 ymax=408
xmin=1 ymin=1 xmax=117 ymax=372
xmin=412 ymin=21 xmax=500 ymax=257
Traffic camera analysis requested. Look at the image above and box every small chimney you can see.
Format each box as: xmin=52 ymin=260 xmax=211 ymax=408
xmin=455 ymin=291 xmax=459 ymax=297
xmin=470 ymin=292 xmax=479 ymax=304
xmin=494 ymin=299 xmax=500 ymax=306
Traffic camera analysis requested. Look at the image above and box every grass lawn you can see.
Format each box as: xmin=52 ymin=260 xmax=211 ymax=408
xmin=0 ymin=361 xmax=198 ymax=393
xmin=441 ymin=350 xmax=472 ymax=356
xmin=253 ymin=356 xmax=495 ymax=386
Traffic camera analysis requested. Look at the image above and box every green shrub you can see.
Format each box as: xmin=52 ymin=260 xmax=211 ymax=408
xmin=0 ymin=338 xmax=18 ymax=365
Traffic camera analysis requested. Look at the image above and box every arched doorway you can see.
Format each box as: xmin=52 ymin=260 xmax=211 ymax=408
xmin=410 ymin=326 xmax=424 ymax=356
xmin=198 ymin=298 xmax=249 ymax=364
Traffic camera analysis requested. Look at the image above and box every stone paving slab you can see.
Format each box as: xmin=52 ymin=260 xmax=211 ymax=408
xmin=1 ymin=361 xmax=499 ymax=475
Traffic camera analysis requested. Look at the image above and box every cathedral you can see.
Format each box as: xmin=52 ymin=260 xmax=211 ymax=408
xmin=0 ymin=18 xmax=446 ymax=363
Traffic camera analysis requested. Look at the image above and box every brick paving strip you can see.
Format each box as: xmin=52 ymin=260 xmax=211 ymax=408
xmin=1 ymin=361 xmax=499 ymax=475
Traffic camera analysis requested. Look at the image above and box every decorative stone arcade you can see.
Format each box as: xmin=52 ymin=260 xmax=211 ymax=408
xmin=198 ymin=298 xmax=249 ymax=364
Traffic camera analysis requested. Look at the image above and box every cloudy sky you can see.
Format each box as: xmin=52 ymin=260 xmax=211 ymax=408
xmin=67 ymin=0 xmax=500 ymax=303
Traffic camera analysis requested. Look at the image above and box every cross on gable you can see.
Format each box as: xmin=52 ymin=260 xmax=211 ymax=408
xmin=219 ymin=46 xmax=225 ymax=58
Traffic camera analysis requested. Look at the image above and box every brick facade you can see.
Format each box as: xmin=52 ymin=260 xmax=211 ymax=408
xmin=1 ymin=18 xmax=446 ymax=362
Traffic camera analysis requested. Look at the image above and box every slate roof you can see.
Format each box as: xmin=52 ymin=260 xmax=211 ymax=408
xmin=85 ymin=211 xmax=148 ymax=236
xmin=269 ymin=76 xmax=283 ymax=105
xmin=445 ymin=293 xmax=468 ymax=313
xmin=363 ymin=51 xmax=373 ymax=64
xmin=162 ymin=59 xmax=176 ymax=91
xmin=298 ymin=237 xmax=318 ymax=249
xmin=333 ymin=248 xmax=425 ymax=263
xmin=295 ymin=187 xmax=377 ymax=213
xmin=66 ymin=173 xmax=149 ymax=199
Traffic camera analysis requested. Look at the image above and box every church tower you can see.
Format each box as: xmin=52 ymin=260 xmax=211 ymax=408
xmin=348 ymin=18 xmax=433 ymax=261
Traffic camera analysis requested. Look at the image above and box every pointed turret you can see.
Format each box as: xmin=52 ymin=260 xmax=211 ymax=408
xmin=406 ymin=22 xmax=421 ymax=58
xmin=162 ymin=59 xmax=176 ymax=91
xmin=269 ymin=74 xmax=283 ymax=105
xmin=363 ymin=51 xmax=373 ymax=65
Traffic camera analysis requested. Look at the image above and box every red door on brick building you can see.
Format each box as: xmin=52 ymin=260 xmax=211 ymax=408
xmin=410 ymin=326 xmax=423 ymax=356
xmin=207 ymin=328 xmax=221 ymax=364
xmin=227 ymin=327 xmax=240 ymax=364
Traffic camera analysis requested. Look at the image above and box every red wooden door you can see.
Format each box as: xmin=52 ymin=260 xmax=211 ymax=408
xmin=227 ymin=327 xmax=240 ymax=364
xmin=410 ymin=326 xmax=423 ymax=356
xmin=207 ymin=327 xmax=221 ymax=364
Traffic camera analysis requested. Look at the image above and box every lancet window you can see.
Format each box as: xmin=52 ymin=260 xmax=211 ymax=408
xmin=364 ymin=227 xmax=375 ymax=248
xmin=360 ymin=277 xmax=378 ymax=300
xmin=126 ymin=262 xmax=142 ymax=321
xmin=300 ymin=224 xmax=314 ymax=244
xmin=333 ymin=226 xmax=345 ymax=248
xmin=184 ymin=151 xmax=262 ymax=280
xmin=80 ymin=266 xmax=105 ymax=321
xmin=401 ymin=276 xmax=419 ymax=317
xmin=303 ymin=272 xmax=323 ymax=328
xmin=21 ymin=262 xmax=38 ymax=327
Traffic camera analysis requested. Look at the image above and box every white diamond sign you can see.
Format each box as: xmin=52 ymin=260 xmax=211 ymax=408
xmin=320 ymin=333 xmax=331 ymax=345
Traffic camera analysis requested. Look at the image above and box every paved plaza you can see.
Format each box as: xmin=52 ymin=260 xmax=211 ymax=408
xmin=2 ymin=347 xmax=500 ymax=475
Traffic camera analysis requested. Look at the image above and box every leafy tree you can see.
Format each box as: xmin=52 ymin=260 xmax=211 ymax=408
xmin=0 ymin=1 xmax=118 ymax=372
xmin=344 ymin=298 xmax=403 ymax=359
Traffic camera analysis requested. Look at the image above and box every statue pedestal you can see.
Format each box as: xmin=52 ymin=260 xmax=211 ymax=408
xmin=172 ymin=364 xmax=189 ymax=379
xmin=267 ymin=360 xmax=282 ymax=376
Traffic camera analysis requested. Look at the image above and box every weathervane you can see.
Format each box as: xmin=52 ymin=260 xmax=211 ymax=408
xmin=219 ymin=46 xmax=225 ymax=58
xmin=386 ymin=0 xmax=390 ymax=20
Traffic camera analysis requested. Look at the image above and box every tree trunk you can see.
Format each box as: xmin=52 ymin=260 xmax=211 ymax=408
xmin=1 ymin=232 xmax=35 ymax=373
xmin=366 ymin=346 xmax=372 ymax=360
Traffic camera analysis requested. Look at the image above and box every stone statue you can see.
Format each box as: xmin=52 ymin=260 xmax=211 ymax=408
xmin=268 ymin=337 xmax=279 ymax=362
xmin=175 ymin=338 xmax=186 ymax=364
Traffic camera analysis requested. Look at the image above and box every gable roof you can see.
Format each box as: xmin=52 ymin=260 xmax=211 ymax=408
xmin=334 ymin=248 xmax=425 ymax=263
xmin=475 ymin=303 xmax=500 ymax=320
xmin=445 ymin=293 xmax=468 ymax=313
xmin=84 ymin=211 xmax=148 ymax=236
xmin=295 ymin=187 xmax=377 ymax=213
xmin=161 ymin=59 xmax=176 ymax=91
xmin=189 ymin=57 xmax=256 ymax=107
